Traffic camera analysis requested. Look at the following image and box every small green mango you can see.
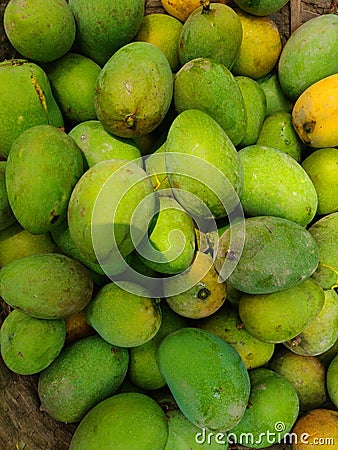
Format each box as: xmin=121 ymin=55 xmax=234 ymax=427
xmin=0 ymin=60 xmax=63 ymax=157
xmin=256 ymin=73 xmax=292 ymax=117
xmin=238 ymin=278 xmax=325 ymax=343
xmin=157 ymin=327 xmax=250 ymax=431
xmin=38 ymin=335 xmax=129 ymax=423
xmin=215 ymin=216 xmax=319 ymax=294
xmin=6 ymin=125 xmax=83 ymax=234
xmin=69 ymin=392 xmax=168 ymax=450
xmin=0 ymin=309 xmax=66 ymax=375
xmin=0 ymin=253 xmax=93 ymax=319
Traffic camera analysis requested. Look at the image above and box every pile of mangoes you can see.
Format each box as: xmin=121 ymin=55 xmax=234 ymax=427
xmin=0 ymin=0 xmax=337 ymax=449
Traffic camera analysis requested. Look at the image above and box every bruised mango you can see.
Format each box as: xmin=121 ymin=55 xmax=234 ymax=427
xmin=292 ymin=74 xmax=338 ymax=148
xmin=0 ymin=253 xmax=93 ymax=319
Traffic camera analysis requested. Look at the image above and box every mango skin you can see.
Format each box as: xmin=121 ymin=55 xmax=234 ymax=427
xmin=278 ymin=14 xmax=338 ymax=101
xmin=6 ymin=125 xmax=84 ymax=234
xmin=232 ymin=0 xmax=289 ymax=16
xmin=69 ymin=0 xmax=145 ymax=66
xmin=0 ymin=162 xmax=16 ymax=231
xmin=238 ymin=144 xmax=318 ymax=226
xmin=0 ymin=60 xmax=63 ymax=157
xmin=327 ymin=355 xmax=338 ymax=408
xmin=229 ymin=368 xmax=299 ymax=449
xmin=157 ymin=327 xmax=250 ymax=431
xmin=38 ymin=335 xmax=129 ymax=423
xmin=174 ymin=58 xmax=247 ymax=146
xmin=215 ymin=216 xmax=319 ymax=294
xmin=95 ymin=42 xmax=173 ymax=138
xmin=0 ymin=253 xmax=93 ymax=319
xmin=292 ymin=74 xmax=338 ymax=148
xmin=69 ymin=393 xmax=168 ymax=450
xmin=238 ymin=278 xmax=324 ymax=343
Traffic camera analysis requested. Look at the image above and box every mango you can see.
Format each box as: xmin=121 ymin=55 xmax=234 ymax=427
xmin=197 ymin=304 xmax=275 ymax=369
xmin=278 ymin=14 xmax=338 ymax=100
xmin=0 ymin=222 xmax=58 ymax=267
xmin=67 ymin=159 xmax=156 ymax=273
xmin=232 ymin=0 xmax=289 ymax=16
xmin=238 ymin=144 xmax=318 ymax=226
xmin=165 ymin=251 xmax=227 ymax=319
xmin=256 ymin=111 xmax=303 ymax=161
xmin=291 ymin=409 xmax=338 ymax=450
xmin=128 ymin=302 xmax=187 ymax=391
xmin=0 ymin=253 xmax=93 ymax=319
xmin=6 ymin=125 xmax=83 ymax=234
xmin=38 ymin=335 xmax=129 ymax=423
xmin=215 ymin=216 xmax=319 ymax=294
xmin=69 ymin=120 xmax=141 ymax=169
xmin=270 ymin=349 xmax=327 ymax=411
xmin=285 ymin=289 xmax=338 ymax=356
xmin=0 ymin=162 xmax=16 ymax=231
xmin=292 ymin=74 xmax=338 ymax=148
xmin=174 ymin=58 xmax=246 ymax=146
xmin=47 ymin=53 xmax=101 ymax=123
xmin=65 ymin=310 xmax=96 ymax=344
xmin=0 ymin=309 xmax=66 ymax=375
xmin=178 ymin=3 xmax=242 ymax=69
xmin=302 ymin=148 xmax=338 ymax=215
xmin=144 ymin=142 xmax=172 ymax=194
xmin=69 ymin=0 xmax=145 ymax=66
xmin=229 ymin=368 xmax=299 ymax=449
xmin=238 ymin=278 xmax=325 ymax=343
xmin=95 ymin=42 xmax=173 ymax=138
xmin=309 ymin=212 xmax=338 ymax=289
xmin=236 ymin=76 xmax=266 ymax=147
xmin=257 ymin=73 xmax=292 ymax=117
xmin=85 ymin=282 xmax=161 ymax=348
xmin=69 ymin=392 xmax=168 ymax=450
xmin=166 ymin=109 xmax=243 ymax=219
xmin=0 ymin=60 xmax=63 ymax=157
xmin=157 ymin=327 xmax=250 ymax=431
xmin=327 ymin=355 xmax=338 ymax=408
xmin=4 ymin=0 xmax=75 ymax=63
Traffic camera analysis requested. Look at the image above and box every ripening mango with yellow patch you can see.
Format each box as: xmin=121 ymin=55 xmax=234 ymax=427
xmin=292 ymin=74 xmax=338 ymax=148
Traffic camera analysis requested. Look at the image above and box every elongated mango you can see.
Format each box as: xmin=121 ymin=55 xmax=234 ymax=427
xmin=292 ymin=74 xmax=338 ymax=148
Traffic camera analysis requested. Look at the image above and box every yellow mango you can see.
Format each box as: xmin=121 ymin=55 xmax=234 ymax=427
xmin=292 ymin=74 xmax=338 ymax=148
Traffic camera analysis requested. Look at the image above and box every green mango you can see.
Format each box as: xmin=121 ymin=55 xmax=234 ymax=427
xmin=0 ymin=162 xmax=16 ymax=231
xmin=238 ymin=144 xmax=318 ymax=226
xmin=95 ymin=42 xmax=173 ymax=138
xmin=139 ymin=196 xmax=196 ymax=275
xmin=0 ymin=222 xmax=58 ymax=268
xmin=128 ymin=302 xmax=187 ymax=391
xmin=166 ymin=109 xmax=243 ymax=219
xmin=0 ymin=60 xmax=63 ymax=157
xmin=238 ymin=278 xmax=325 ymax=343
xmin=85 ymin=282 xmax=162 ymax=348
xmin=309 ymin=212 xmax=338 ymax=289
xmin=174 ymin=58 xmax=247 ymax=145
xmin=68 ymin=159 xmax=156 ymax=274
xmin=215 ymin=216 xmax=319 ymax=294
xmin=144 ymin=142 xmax=172 ymax=194
xmin=0 ymin=309 xmax=66 ymax=375
xmin=197 ymin=304 xmax=275 ymax=369
xmin=47 ymin=53 xmax=101 ymax=123
xmin=256 ymin=73 xmax=292 ymax=117
xmin=69 ymin=392 xmax=168 ymax=450
xmin=284 ymin=289 xmax=338 ymax=356
xmin=6 ymin=125 xmax=83 ymax=234
xmin=157 ymin=327 xmax=250 ymax=431
xmin=236 ymin=76 xmax=266 ymax=147
xmin=232 ymin=0 xmax=289 ymax=15
xmin=0 ymin=253 xmax=93 ymax=319
xmin=256 ymin=111 xmax=303 ymax=161
xmin=69 ymin=0 xmax=145 ymax=66
xmin=327 ymin=354 xmax=338 ymax=408
xmin=278 ymin=14 xmax=338 ymax=100
xmin=270 ymin=349 xmax=327 ymax=411
xmin=38 ymin=335 xmax=129 ymax=423
xmin=229 ymin=368 xmax=299 ymax=449
xmin=69 ymin=120 xmax=141 ymax=169
xmin=178 ymin=3 xmax=242 ymax=69
xmin=4 ymin=0 xmax=75 ymax=63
